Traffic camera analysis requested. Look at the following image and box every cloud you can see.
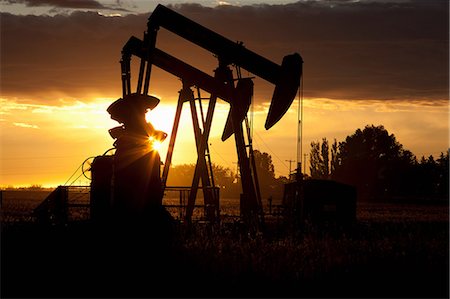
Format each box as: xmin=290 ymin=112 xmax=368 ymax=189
xmin=2 ymin=0 xmax=131 ymax=13
xmin=167 ymin=1 xmax=448 ymax=101
xmin=13 ymin=122 xmax=39 ymax=128
xmin=0 ymin=0 xmax=448 ymax=105
xmin=1 ymin=11 xmax=148 ymax=103
xmin=4 ymin=0 xmax=108 ymax=9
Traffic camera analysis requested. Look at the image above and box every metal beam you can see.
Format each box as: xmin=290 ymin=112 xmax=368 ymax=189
xmin=148 ymin=4 xmax=281 ymax=84
xmin=122 ymin=37 xmax=234 ymax=101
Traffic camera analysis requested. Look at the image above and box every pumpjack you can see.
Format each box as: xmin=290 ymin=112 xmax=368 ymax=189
xmin=90 ymin=4 xmax=303 ymax=229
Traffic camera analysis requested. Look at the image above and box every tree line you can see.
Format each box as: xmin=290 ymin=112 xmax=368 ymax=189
xmin=166 ymin=150 xmax=286 ymax=202
xmin=309 ymin=125 xmax=449 ymax=202
xmin=159 ymin=124 xmax=450 ymax=203
xmin=8 ymin=124 xmax=446 ymax=204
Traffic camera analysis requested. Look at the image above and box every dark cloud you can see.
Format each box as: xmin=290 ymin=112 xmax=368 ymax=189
xmin=2 ymin=0 xmax=131 ymax=12
xmin=168 ymin=0 xmax=448 ymax=101
xmin=1 ymin=0 xmax=448 ymax=104
xmin=1 ymin=11 xmax=148 ymax=102
xmin=3 ymin=0 xmax=108 ymax=9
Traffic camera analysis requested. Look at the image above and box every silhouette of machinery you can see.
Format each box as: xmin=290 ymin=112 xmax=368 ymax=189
xmin=90 ymin=4 xmax=303 ymax=228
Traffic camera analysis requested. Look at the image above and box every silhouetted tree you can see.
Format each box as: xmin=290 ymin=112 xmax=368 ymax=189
xmin=253 ymin=150 xmax=275 ymax=181
xmin=321 ymin=138 xmax=330 ymax=178
xmin=332 ymin=125 xmax=416 ymax=201
xmin=209 ymin=164 xmax=233 ymax=187
xmin=164 ymin=153 xmax=289 ymax=201
xmin=310 ymin=141 xmax=323 ymax=179
xmin=211 ymin=163 xmax=240 ymax=198
xmin=309 ymin=125 xmax=448 ymax=202
xmin=166 ymin=163 xmax=240 ymax=198
xmin=413 ymin=153 xmax=449 ymax=200
xmin=309 ymin=138 xmax=331 ymax=179
xmin=330 ymin=138 xmax=338 ymax=176
xmin=436 ymin=152 xmax=449 ymax=197
xmin=252 ymin=150 xmax=284 ymax=201
xmin=166 ymin=164 xmax=195 ymax=186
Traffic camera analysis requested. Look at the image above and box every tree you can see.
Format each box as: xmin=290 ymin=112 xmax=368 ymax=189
xmin=309 ymin=125 xmax=447 ymax=202
xmin=321 ymin=138 xmax=329 ymax=178
xmin=210 ymin=164 xmax=235 ymax=188
xmin=309 ymin=138 xmax=331 ymax=179
xmin=166 ymin=164 xmax=195 ymax=186
xmin=210 ymin=163 xmax=240 ymax=198
xmin=309 ymin=141 xmax=322 ymax=179
xmin=252 ymin=150 xmax=284 ymax=201
xmin=330 ymin=138 xmax=339 ymax=175
xmin=414 ymin=153 xmax=449 ymax=199
xmin=436 ymin=152 xmax=449 ymax=198
xmin=253 ymin=150 xmax=275 ymax=182
xmin=332 ymin=125 xmax=416 ymax=201
xmin=166 ymin=163 xmax=240 ymax=198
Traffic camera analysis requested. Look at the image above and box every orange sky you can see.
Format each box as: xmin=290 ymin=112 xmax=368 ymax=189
xmin=1 ymin=1 xmax=448 ymax=188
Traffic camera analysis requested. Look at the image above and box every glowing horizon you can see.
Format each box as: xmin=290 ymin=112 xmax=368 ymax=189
xmin=1 ymin=94 xmax=448 ymax=188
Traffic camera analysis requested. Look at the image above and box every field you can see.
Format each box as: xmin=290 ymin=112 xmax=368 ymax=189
xmin=1 ymin=190 xmax=449 ymax=298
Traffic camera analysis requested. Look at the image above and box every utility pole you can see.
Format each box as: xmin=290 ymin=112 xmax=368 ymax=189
xmin=285 ymin=159 xmax=295 ymax=179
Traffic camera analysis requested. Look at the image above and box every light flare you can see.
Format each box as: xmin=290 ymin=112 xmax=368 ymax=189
xmin=148 ymin=136 xmax=163 ymax=152
xmin=152 ymin=140 xmax=163 ymax=152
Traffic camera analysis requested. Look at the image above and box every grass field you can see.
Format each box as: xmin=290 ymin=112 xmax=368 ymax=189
xmin=1 ymin=190 xmax=449 ymax=298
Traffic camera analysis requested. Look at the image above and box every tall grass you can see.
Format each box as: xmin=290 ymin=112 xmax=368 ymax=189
xmin=173 ymin=217 xmax=448 ymax=297
xmin=1 ymin=191 xmax=448 ymax=297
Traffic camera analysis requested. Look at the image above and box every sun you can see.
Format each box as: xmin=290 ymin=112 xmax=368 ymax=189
xmin=145 ymin=105 xmax=175 ymax=135
xmin=151 ymin=139 xmax=163 ymax=152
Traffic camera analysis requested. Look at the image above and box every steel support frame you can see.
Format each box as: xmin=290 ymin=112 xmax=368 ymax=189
xmin=161 ymin=84 xmax=218 ymax=224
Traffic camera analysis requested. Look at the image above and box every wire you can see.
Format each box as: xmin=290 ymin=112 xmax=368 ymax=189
xmin=64 ymin=151 xmax=109 ymax=187
xmin=253 ymin=130 xmax=289 ymax=171
xmin=209 ymin=143 xmax=234 ymax=170
xmin=63 ymin=162 xmax=83 ymax=186
xmin=68 ymin=172 xmax=85 ymax=187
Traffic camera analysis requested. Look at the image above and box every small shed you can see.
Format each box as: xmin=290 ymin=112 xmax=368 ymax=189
xmin=283 ymin=179 xmax=357 ymax=228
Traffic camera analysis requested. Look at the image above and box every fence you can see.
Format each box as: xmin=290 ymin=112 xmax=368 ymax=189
xmin=162 ymin=186 xmax=221 ymax=222
xmin=0 ymin=187 xmax=90 ymax=224
xmin=1 ymin=185 xmax=222 ymax=225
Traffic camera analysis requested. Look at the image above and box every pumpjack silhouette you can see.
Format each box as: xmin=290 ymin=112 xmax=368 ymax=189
xmin=90 ymin=4 xmax=303 ymax=233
